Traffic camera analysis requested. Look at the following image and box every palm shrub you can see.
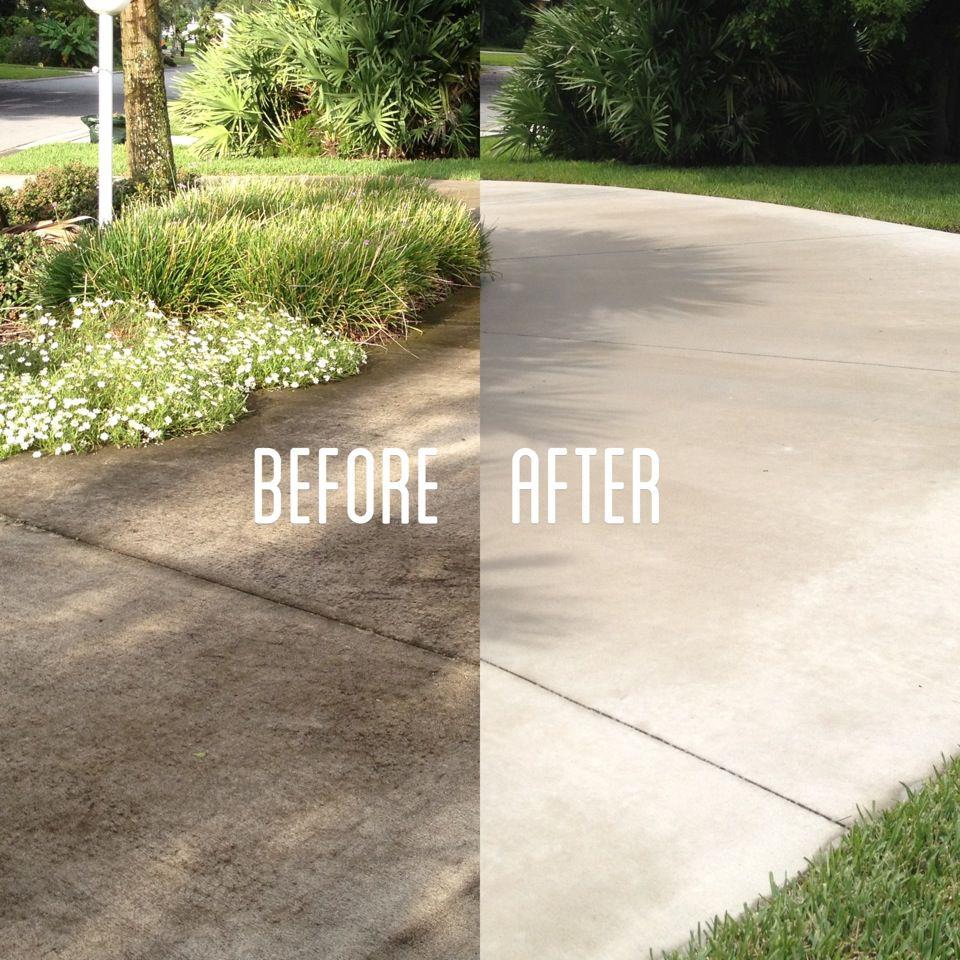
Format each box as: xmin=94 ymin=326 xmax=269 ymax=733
xmin=174 ymin=0 xmax=479 ymax=159
xmin=494 ymin=0 xmax=935 ymax=165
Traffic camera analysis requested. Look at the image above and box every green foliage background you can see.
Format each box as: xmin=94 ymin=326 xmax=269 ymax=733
xmin=496 ymin=0 xmax=960 ymax=165
xmin=175 ymin=0 xmax=479 ymax=159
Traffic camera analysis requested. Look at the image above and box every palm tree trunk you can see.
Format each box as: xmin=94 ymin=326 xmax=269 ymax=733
xmin=120 ymin=0 xmax=176 ymax=191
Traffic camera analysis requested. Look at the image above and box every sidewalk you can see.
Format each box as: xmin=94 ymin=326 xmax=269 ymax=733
xmin=0 ymin=289 xmax=480 ymax=958
xmin=480 ymin=180 xmax=960 ymax=958
xmin=480 ymin=66 xmax=509 ymax=136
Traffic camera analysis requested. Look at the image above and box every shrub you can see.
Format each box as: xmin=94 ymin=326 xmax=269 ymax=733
xmin=38 ymin=177 xmax=489 ymax=339
xmin=0 ymin=19 xmax=43 ymax=65
xmin=0 ymin=233 xmax=44 ymax=311
xmin=0 ymin=299 xmax=365 ymax=459
xmin=36 ymin=15 xmax=96 ymax=68
xmin=174 ymin=0 xmax=479 ymax=159
xmin=4 ymin=164 xmax=121 ymax=225
xmin=0 ymin=164 xmax=200 ymax=228
xmin=495 ymin=0 xmax=942 ymax=165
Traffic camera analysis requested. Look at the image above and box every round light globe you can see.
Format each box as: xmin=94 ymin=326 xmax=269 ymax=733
xmin=83 ymin=0 xmax=131 ymax=14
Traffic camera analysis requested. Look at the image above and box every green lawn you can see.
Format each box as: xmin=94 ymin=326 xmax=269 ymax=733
xmin=481 ymin=49 xmax=521 ymax=66
xmin=0 ymin=143 xmax=480 ymax=180
xmin=0 ymin=63 xmax=85 ymax=80
xmin=664 ymin=758 xmax=960 ymax=959
xmin=7 ymin=137 xmax=960 ymax=232
xmin=480 ymin=138 xmax=960 ymax=233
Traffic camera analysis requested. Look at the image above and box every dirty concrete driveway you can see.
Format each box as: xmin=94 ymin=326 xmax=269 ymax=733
xmin=0 ymin=288 xmax=479 ymax=959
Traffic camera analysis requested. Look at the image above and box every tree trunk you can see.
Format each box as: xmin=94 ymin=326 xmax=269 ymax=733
xmin=120 ymin=0 xmax=176 ymax=192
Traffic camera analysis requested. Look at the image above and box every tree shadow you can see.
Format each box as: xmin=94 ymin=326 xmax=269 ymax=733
xmin=480 ymin=219 xmax=767 ymax=650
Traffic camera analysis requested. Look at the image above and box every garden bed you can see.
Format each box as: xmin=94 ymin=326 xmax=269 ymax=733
xmin=0 ymin=175 xmax=488 ymax=460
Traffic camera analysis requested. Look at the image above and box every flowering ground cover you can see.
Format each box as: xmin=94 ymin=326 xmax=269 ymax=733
xmin=0 ymin=300 xmax=364 ymax=459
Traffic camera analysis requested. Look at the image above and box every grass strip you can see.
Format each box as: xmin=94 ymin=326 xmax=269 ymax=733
xmin=481 ymin=50 xmax=522 ymax=66
xmin=665 ymin=758 xmax=960 ymax=960
xmin=0 ymin=143 xmax=480 ymax=179
xmin=480 ymin=138 xmax=960 ymax=233
xmin=0 ymin=63 xmax=85 ymax=80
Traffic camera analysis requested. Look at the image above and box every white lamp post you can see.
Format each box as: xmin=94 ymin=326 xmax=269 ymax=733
xmin=83 ymin=0 xmax=131 ymax=225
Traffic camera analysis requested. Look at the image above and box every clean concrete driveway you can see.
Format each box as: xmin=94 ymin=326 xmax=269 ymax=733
xmin=0 ymin=67 xmax=185 ymax=152
xmin=0 ymin=289 xmax=479 ymax=958
xmin=480 ymin=181 xmax=960 ymax=958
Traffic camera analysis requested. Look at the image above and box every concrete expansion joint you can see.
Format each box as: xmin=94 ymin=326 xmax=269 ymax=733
xmin=483 ymin=658 xmax=847 ymax=829
xmin=0 ymin=512 xmax=471 ymax=668
xmin=482 ymin=330 xmax=960 ymax=376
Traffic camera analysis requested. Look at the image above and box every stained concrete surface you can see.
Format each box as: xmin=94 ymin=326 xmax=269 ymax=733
xmin=0 ymin=289 xmax=479 ymax=957
xmin=0 ymin=290 xmax=479 ymax=661
xmin=480 ymin=180 xmax=960 ymax=958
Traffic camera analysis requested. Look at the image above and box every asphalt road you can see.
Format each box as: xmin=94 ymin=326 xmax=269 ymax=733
xmin=0 ymin=67 xmax=186 ymax=153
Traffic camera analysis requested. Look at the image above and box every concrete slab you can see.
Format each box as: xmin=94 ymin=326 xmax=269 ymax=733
xmin=481 ymin=665 xmax=838 ymax=960
xmin=0 ymin=290 xmax=479 ymax=661
xmin=483 ymin=182 xmax=960 ymax=371
xmin=480 ymin=180 xmax=960 ymax=952
xmin=0 ymin=519 xmax=477 ymax=960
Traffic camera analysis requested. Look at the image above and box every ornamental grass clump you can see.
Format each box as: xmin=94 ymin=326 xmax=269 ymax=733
xmin=0 ymin=298 xmax=364 ymax=459
xmin=39 ymin=177 xmax=488 ymax=339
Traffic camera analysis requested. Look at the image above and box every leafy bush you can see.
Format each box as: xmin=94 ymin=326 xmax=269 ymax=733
xmin=0 ymin=299 xmax=365 ymax=459
xmin=0 ymin=233 xmax=43 ymax=311
xmin=174 ymin=0 xmax=479 ymax=159
xmin=0 ymin=164 xmax=200 ymax=228
xmin=36 ymin=15 xmax=96 ymax=68
xmin=38 ymin=177 xmax=489 ymax=339
xmin=0 ymin=18 xmax=43 ymax=65
xmin=192 ymin=6 xmax=222 ymax=52
xmin=495 ymin=0 xmax=948 ymax=165
xmin=3 ymin=164 xmax=123 ymax=225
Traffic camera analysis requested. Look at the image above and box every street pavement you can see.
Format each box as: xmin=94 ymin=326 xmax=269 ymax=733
xmin=480 ymin=66 xmax=509 ymax=136
xmin=0 ymin=67 xmax=185 ymax=153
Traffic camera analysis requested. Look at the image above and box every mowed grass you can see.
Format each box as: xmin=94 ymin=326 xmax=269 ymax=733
xmin=39 ymin=177 xmax=488 ymax=340
xmin=0 ymin=143 xmax=481 ymax=179
xmin=481 ymin=49 xmax=522 ymax=66
xmin=0 ymin=63 xmax=85 ymax=80
xmin=663 ymin=758 xmax=960 ymax=960
xmin=480 ymin=139 xmax=960 ymax=233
